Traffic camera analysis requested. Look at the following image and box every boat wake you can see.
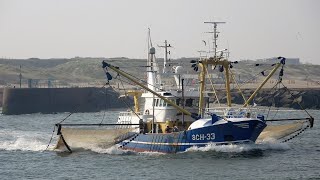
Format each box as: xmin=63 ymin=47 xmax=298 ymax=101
xmin=0 ymin=129 xmax=50 ymax=152
xmin=0 ymin=128 xmax=290 ymax=155
xmin=54 ymin=141 xmax=290 ymax=155
xmin=185 ymin=142 xmax=290 ymax=153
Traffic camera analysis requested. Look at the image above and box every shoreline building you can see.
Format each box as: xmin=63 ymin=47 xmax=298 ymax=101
xmin=255 ymin=57 xmax=300 ymax=65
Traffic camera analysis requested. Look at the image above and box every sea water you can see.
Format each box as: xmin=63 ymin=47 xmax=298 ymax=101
xmin=0 ymin=109 xmax=319 ymax=180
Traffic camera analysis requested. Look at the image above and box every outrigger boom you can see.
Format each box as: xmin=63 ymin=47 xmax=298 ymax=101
xmin=102 ymin=61 xmax=199 ymax=119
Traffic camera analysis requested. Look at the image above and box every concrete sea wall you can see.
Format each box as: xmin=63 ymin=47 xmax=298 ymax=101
xmin=2 ymin=87 xmax=131 ymax=115
xmin=2 ymin=87 xmax=320 ymax=115
xmin=219 ymin=88 xmax=320 ymax=109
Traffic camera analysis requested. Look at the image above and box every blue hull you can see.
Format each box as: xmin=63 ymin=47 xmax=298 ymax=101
xmin=119 ymin=119 xmax=266 ymax=153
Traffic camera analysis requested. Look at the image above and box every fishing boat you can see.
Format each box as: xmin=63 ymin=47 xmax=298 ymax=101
xmin=54 ymin=22 xmax=314 ymax=153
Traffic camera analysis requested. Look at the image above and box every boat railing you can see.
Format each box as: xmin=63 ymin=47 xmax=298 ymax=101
xmin=117 ymin=111 xmax=139 ymax=129
xmin=205 ymin=107 xmax=261 ymax=118
xmin=119 ymin=111 xmax=133 ymax=117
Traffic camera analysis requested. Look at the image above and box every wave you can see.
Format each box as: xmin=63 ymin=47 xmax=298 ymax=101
xmin=0 ymin=136 xmax=48 ymax=152
xmin=84 ymin=145 xmax=133 ymax=155
xmin=76 ymin=141 xmax=290 ymax=155
xmin=0 ymin=129 xmax=290 ymax=154
xmin=0 ymin=129 xmax=51 ymax=152
xmin=185 ymin=142 xmax=290 ymax=153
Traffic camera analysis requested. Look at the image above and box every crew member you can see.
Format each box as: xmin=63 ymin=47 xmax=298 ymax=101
xmin=165 ymin=126 xmax=171 ymax=133
xmin=172 ymin=126 xmax=179 ymax=132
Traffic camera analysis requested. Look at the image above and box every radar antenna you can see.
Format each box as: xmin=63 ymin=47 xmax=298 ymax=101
xmin=204 ymin=21 xmax=226 ymax=58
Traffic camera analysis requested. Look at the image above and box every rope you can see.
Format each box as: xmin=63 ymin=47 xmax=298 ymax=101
xmin=44 ymin=83 xmax=109 ymax=152
xmin=263 ymin=78 xmax=283 ymax=120
xmin=205 ymin=65 xmax=221 ymax=106
xmin=126 ymin=133 xmax=140 ymax=151
xmin=114 ymin=78 xmax=141 ymax=120
xmin=229 ymin=68 xmax=247 ymax=103
xmin=238 ymin=65 xmax=275 ymax=88
xmin=119 ymin=132 xmax=139 ymax=149
xmin=43 ymin=125 xmax=56 ymax=152
xmin=281 ymin=123 xmax=310 ymax=143
xmin=280 ymin=81 xmax=313 ymax=118
xmin=57 ymin=83 xmax=108 ymax=125
xmin=99 ymin=86 xmax=108 ymax=125
xmin=261 ymin=63 xmax=314 ymax=143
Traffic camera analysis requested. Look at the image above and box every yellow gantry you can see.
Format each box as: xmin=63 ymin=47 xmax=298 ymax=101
xmin=198 ymin=58 xmax=232 ymax=116
xmin=126 ymin=90 xmax=143 ymax=113
xmin=198 ymin=58 xmax=283 ymax=114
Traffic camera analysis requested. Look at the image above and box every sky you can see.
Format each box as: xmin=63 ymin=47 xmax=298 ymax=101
xmin=0 ymin=0 xmax=319 ymax=64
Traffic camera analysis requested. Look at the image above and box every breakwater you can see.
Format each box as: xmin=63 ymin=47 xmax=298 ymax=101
xmin=2 ymin=87 xmax=320 ymax=115
xmin=2 ymin=87 xmax=132 ymax=115
xmin=219 ymin=88 xmax=320 ymax=109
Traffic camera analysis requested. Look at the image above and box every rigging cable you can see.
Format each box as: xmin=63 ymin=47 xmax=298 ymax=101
xmin=229 ymin=69 xmax=247 ymax=104
xmin=44 ymin=83 xmax=108 ymax=151
xmin=237 ymin=65 xmax=276 ymax=88
xmin=112 ymin=76 xmax=142 ymax=120
xmin=43 ymin=125 xmax=56 ymax=152
xmin=99 ymin=86 xmax=109 ymax=125
xmin=205 ymin=65 xmax=221 ymax=106
xmin=263 ymin=62 xmax=314 ymax=143
xmin=280 ymin=81 xmax=313 ymax=119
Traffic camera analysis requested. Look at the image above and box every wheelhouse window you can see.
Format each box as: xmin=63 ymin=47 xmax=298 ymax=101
xmin=185 ymin=98 xmax=193 ymax=107
xmin=176 ymin=98 xmax=181 ymax=106
xmin=160 ymin=99 xmax=164 ymax=107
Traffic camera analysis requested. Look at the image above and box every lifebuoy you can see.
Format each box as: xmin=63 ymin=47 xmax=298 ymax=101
xmin=145 ymin=109 xmax=150 ymax=115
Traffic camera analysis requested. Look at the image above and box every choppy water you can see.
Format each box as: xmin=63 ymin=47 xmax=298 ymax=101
xmin=0 ymin=109 xmax=319 ymax=180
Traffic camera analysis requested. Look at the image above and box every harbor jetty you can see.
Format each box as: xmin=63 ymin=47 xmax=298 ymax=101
xmin=1 ymin=86 xmax=320 ymax=115
xmin=1 ymin=87 xmax=131 ymax=115
xmin=1 ymin=57 xmax=320 ymax=114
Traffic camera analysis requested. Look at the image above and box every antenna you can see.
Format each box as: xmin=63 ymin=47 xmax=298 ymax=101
xmin=197 ymin=50 xmax=207 ymax=60
xmin=204 ymin=21 xmax=226 ymax=58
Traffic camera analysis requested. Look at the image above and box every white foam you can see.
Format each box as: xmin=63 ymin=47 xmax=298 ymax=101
xmin=53 ymin=141 xmax=290 ymax=155
xmin=0 ymin=130 xmax=50 ymax=152
xmin=185 ymin=142 xmax=290 ymax=153
xmin=0 ymin=136 xmax=47 ymax=152
xmin=89 ymin=145 xmax=133 ymax=155
xmin=138 ymin=151 xmax=166 ymax=156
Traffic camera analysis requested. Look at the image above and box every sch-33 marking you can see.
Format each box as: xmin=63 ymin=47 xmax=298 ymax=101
xmin=192 ymin=133 xmax=215 ymax=141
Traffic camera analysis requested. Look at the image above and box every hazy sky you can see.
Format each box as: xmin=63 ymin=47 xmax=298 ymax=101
xmin=0 ymin=0 xmax=319 ymax=64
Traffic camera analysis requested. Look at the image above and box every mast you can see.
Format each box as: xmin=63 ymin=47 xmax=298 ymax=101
xmin=204 ymin=21 xmax=226 ymax=58
xmin=198 ymin=21 xmax=231 ymax=116
xmin=146 ymin=29 xmax=160 ymax=91
xmin=158 ymin=40 xmax=172 ymax=73
xmin=198 ymin=63 xmax=206 ymax=116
